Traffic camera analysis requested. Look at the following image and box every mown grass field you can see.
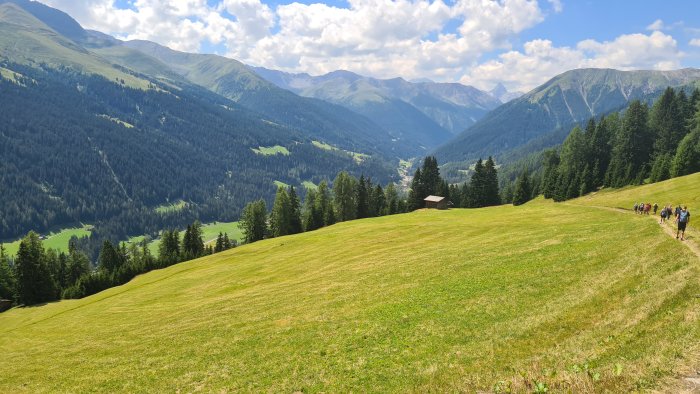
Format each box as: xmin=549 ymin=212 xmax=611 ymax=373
xmin=1 ymin=225 xmax=92 ymax=257
xmin=129 ymin=221 xmax=243 ymax=255
xmin=1 ymin=175 xmax=699 ymax=392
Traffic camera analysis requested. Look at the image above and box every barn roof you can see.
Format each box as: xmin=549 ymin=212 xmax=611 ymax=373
xmin=424 ymin=195 xmax=445 ymax=202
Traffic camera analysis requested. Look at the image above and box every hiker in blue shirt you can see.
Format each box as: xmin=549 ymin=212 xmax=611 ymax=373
xmin=676 ymin=206 xmax=690 ymax=241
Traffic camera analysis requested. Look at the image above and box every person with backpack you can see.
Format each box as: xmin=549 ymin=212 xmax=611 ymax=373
xmin=653 ymin=203 xmax=658 ymax=215
xmin=675 ymin=205 xmax=682 ymax=222
xmin=676 ymin=206 xmax=690 ymax=241
xmin=634 ymin=203 xmax=639 ymax=214
xmin=660 ymin=206 xmax=667 ymax=224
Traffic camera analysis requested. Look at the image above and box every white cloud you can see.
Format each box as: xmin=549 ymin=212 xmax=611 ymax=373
xmin=690 ymin=38 xmax=700 ymax=47
xmin=462 ymin=31 xmax=683 ymax=92
xmin=39 ymin=1 xmax=688 ymax=93
xmin=646 ymin=19 xmax=664 ymax=31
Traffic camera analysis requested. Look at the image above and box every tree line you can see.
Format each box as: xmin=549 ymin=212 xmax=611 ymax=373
xmin=239 ymin=157 xmax=502 ymax=244
xmin=0 ymin=222 xmax=236 ymax=306
xmin=502 ymin=86 xmax=700 ymax=205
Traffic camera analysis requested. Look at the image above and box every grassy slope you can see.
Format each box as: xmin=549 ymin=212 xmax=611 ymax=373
xmin=1 ymin=175 xmax=699 ymax=392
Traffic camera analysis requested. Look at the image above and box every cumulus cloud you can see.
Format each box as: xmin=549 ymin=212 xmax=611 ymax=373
xmin=40 ymin=0 xmax=687 ymax=92
xmin=463 ymin=31 xmax=683 ymax=92
xmin=690 ymin=38 xmax=700 ymax=47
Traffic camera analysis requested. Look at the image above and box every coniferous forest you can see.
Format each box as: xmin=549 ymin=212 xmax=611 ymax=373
xmin=0 ymin=62 xmax=395 ymax=246
xmin=499 ymin=87 xmax=700 ymax=204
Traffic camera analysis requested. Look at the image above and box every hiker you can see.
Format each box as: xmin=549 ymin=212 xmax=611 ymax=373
xmin=653 ymin=203 xmax=658 ymax=215
xmin=676 ymin=206 xmax=690 ymax=241
xmin=675 ymin=205 xmax=682 ymax=222
xmin=634 ymin=203 xmax=639 ymax=213
xmin=660 ymin=206 xmax=667 ymax=223
xmin=645 ymin=203 xmax=651 ymax=215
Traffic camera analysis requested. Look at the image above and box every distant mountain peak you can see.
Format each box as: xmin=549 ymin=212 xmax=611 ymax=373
xmin=489 ymin=82 xmax=523 ymax=103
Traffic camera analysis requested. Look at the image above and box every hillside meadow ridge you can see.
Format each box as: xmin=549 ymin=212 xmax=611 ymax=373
xmin=1 ymin=173 xmax=698 ymax=392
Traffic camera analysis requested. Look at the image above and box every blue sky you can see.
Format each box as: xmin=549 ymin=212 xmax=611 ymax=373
xmin=45 ymin=0 xmax=700 ymax=91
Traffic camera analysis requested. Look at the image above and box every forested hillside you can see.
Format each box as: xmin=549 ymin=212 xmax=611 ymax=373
xmin=434 ymin=68 xmax=700 ymax=165
xmin=498 ymin=86 xmax=700 ymax=204
xmin=0 ymin=2 xmax=399 ymax=243
xmin=0 ymin=61 xmax=394 ymax=242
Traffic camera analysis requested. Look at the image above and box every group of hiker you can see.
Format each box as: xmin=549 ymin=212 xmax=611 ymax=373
xmin=634 ymin=202 xmax=691 ymax=241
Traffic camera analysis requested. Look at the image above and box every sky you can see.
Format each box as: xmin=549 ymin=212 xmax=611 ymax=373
xmin=41 ymin=0 xmax=700 ymax=92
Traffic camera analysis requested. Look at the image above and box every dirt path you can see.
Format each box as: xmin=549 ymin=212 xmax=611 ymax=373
xmin=570 ymin=204 xmax=700 ymax=392
xmin=570 ymin=204 xmax=700 ymax=259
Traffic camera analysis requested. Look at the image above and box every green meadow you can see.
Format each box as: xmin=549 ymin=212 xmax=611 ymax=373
xmin=1 ymin=174 xmax=698 ymax=392
xmin=1 ymin=225 xmax=92 ymax=257
xmin=251 ymin=145 xmax=290 ymax=156
xmin=129 ymin=221 xmax=243 ymax=255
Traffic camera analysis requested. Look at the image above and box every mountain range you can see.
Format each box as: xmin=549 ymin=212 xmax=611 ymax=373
xmin=0 ymin=0 xmax=397 ymax=240
xmin=2 ymin=0 xmax=700 ymax=241
xmin=434 ymin=67 xmax=700 ymax=165
xmin=251 ymin=67 xmax=502 ymax=149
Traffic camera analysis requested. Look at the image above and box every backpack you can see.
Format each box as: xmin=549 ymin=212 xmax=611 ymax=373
xmin=679 ymin=210 xmax=689 ymax=223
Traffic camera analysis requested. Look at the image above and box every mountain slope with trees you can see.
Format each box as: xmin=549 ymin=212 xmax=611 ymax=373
xmin=0 ymin=3 xmax=397 ymax=243
xmin=434 ymin=68 xmax=700 ymax=165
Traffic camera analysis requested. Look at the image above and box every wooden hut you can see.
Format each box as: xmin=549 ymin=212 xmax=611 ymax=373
xmin=424 ymin=195 xmax=448 ymax=210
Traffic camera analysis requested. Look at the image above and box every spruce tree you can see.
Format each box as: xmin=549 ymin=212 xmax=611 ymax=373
xmin=288 ymin=186 xmax=303 ymax=234
xmin=0 ymin=245 xmax=16 ymax=301
xmin=356 ymin=175 xmax=369 ymax=219
xmin=512 ymin=170 xmax=532 ymax=206
xmin=98 ymin=240 xmax=122 ymax=273
xmin=15 ymin=232 xmax=57 ymax=305
xmin=671 ymin=128 xmax=700 ymax=177
xmin=239 ymin=199 xmax=268 ymax=243
xmin=468 ymin=159 xmax=485 ymax=207
xmin=408 ymin=168 xmax=425 ymax=211
xmin=384 ymin=183 xmax=399 ymax=215
xmin=483 ymin=157 xmax=501 ymax=206
xmin=215 ymin=232 xmax=224 ymax=253
xmin=333 ymin=172 xmax=356 ymax=221
xmin=651 ymin=87 xmax=683 ymax=155
xmin=270 ymin=187 xmax=292 ymax=237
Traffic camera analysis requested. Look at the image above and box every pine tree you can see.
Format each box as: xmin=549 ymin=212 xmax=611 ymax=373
xmin=158 ymin=230 xmax=181 ymax=266
xmin=98 ymin=240 xmax=122 ymax=273
xmin=317 ymin=181 xmax=335 ymax=226
xmin=541 ymin=149 xmax=560 ymax=199
xmin=384 ymin=183 xmax=399 ymax=215
xmin=607 ymin=100 xmax=652 ymax=187
xmin=371 ymin=184 xmax=385 ymax=217
xmin=303 ymin=189 xmax=323 ymax=231
xmin=483 ymin=157 xmax=501 ymax=206
xmin=421 ymin=156 xmax=441 ymax=196
xmin=512 ymin=170 xmax=532 ymax=206
xmin=15 ymin=232 xmax=57 ymax=305
xmin=333 ymin=172 xmax=356 ymax=221
xmin=214 ymin=232 xmax=224 ymax=253
xmin=288 ymin=186 xmax=303 ymax=234
xmin=0 ymin=245 xmax=16 ymax=301
xmin=356 ymin=175 xmax=369 ymax=219
xmin=468 ymin=159 xmax=485 ymax=207
xmin=579 ymin=164 xmax=593 ymax=196
xmin=270 ymin=187 xmax=292 ymax=237
xmin=239 ymin=199 xmax=268 ymax=243
xmin=671 ymin=128 xmax=700 ymax=177
xmin=408 ymin=168 xmax=424 ymax=211
xmin=651 ymin=87 xmax=684 ymax=155
xmin=222 ymin=233 xmax=232 ymax=250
